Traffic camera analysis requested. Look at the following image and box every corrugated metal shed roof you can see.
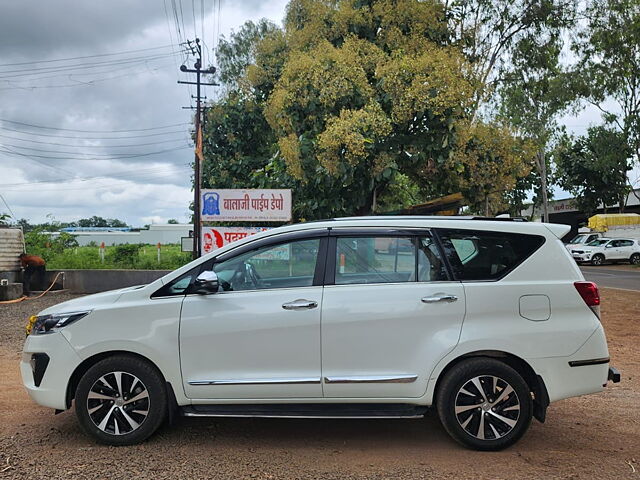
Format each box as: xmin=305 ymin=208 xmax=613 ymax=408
xmin=0 ymin=228 xmax=24 ymax=272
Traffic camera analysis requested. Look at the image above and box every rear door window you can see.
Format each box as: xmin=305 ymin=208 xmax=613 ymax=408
xmin=436 ymin=229 xmax=545 ymax=281
xmin=335 ymin=236 xmax=415 ymax=285
xmin=333 ymin=234 xmax=449 ymax=285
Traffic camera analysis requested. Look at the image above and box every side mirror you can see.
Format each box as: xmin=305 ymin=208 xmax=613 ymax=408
xmin=194 ymin=270 xmax=219 ymax=294
xmin=605 ymin=244 xmax=613 ymax=248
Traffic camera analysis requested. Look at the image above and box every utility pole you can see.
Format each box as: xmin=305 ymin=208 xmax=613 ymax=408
xmin=178 ymin=38 xmax=217 ymax=259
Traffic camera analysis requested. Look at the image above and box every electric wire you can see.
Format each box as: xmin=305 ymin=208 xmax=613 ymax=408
xmin=0 ymin=118 xmax=190 ymax=133
xmin=0 ymin=145 xmax=190 ymax=161
xmin=0 ymin=126 xmax=188 ymax=139
xmin=0 ymin=133 xmax=190 ymax=148
xmin=0 ymin=44 xmax=182 ymax=68
xmin=0 ymin=163 xmax=192 ymax=188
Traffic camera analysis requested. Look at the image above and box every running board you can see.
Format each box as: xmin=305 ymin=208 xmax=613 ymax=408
xmin=181 ymin=403 xmax=428 ymax=419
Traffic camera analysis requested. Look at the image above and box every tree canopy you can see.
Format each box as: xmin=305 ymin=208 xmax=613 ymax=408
xmin=201 ymin=0 xmax=536 ymax=219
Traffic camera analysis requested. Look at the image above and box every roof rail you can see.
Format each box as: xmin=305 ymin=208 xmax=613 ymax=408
xmin=311 ymin=215 xmax=529 ymax=222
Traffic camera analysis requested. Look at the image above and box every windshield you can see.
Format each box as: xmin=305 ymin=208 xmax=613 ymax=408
xmin=569 ymin=234 xmax=588 ymax=244
xmin=587 ymin=239 xmax=608 ymax=247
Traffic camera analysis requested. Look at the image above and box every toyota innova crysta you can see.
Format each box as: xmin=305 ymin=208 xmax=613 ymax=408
xmin=21 ymin=217 xmax=620 ymax=450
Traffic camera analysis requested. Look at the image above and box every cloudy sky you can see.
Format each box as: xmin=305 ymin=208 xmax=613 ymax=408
xmin=0 ymin=1 xmax=637 ymax=227
xmin=0 ymin=0 xmax=288 ymax=226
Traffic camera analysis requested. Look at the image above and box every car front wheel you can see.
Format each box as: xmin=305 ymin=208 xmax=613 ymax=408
xmin=436 ymin=358 xmax=532 ymax=451
xmin=591 ymin=254 xmax=605 ymax=266
xmin=75 ymin=355 xmax=167 ymax=445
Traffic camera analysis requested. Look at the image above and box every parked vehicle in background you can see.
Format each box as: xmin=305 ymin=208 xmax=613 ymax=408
xmin=565 ymin=232 xmax=606 ymax=255
xmin=572 ymin=238 xmax=640 ymax=266
xmin=21 ymin=216 xmax=619 ymax=451
xmin=568 ymin=214 xmax=640 ymax=258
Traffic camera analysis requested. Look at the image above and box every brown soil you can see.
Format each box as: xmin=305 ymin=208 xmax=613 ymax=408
xmin=0 ymin=289 xmax=638 ymax=479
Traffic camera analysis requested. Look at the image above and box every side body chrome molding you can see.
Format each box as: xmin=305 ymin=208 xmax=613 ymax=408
xmin=188 ymin=377 xmax=321 ymax=386
xmin=323 ymin=374 xmax=418 ymax=384
xmin=189 ymin=375 xmax=418 ymax=386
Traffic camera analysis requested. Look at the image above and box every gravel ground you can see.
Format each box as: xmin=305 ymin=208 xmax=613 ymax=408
xmin=0 ymin=289 xmax=638 ymax=479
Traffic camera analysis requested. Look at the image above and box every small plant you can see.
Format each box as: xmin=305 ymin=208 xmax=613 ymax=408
xmin=108 ymin=244 xmax=143 ymax=268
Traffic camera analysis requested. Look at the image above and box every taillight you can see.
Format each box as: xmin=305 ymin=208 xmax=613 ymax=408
xmin=574 ymin=281 xmax=601 ymax=318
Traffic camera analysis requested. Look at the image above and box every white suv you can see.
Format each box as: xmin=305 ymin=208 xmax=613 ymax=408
xmin=21 ymin=217 xmax=619 ymax=451
xmin=572 ymin=238 xmax=640 ymax=265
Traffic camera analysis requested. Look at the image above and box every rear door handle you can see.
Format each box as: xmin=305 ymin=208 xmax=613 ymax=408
xmin=282 ymin=299 xmax=318 ymax=310
xmin=421 ymin=294 xmax=458 ymax=304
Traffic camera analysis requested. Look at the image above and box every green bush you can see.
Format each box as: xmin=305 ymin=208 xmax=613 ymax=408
xmin=107 ymin=244 xmax=142 ymax=268
xmin=39 ymin=243 xmax=191 ymax=270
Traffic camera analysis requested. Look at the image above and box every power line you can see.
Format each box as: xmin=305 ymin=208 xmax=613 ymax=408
xmin=0 ymin=126 xmax=189 ymax=139
xmin=0 ymin=64 xmax=172 ymax=91
xmin=0 ymin=141 xmax=191 ymax=156
xmin=0 ymin=145 xmax=190 ymax=161
xmin=0 ymin=52 xmax=184 ymax=79
xmin=0 ymin=44 xmax=180 ymax=68
xmin=0 ymin=169 xmax=193 ymax=192
xmin=0 ymin=163 xmax=192 ymax=188
xmin=0 ymin=194 xmax=16 ymax=219
xmin=0 ymin=133 xmax=190 ymax=148
xmin=0 ymin=118 xmax=190 ymax=133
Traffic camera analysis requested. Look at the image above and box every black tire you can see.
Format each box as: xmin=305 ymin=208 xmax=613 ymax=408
xmin=436 ymin=358 xmax=532 ymax=451
xmin=75 ymin=355 xmax=167 ymax=446
xmin=630 ymin=253 xmax=640 ymax=265
xmin=591 ymin=254 xmax=605 ymax=266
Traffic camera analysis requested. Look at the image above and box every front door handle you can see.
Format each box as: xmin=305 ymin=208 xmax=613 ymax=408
xmin=282 ymin=299 xmax=318 ymax=310
xmin=421 ymin=294 xmax=458 ymax=304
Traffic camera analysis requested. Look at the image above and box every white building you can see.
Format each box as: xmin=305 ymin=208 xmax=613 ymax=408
xmin=52 ymin=224 xmax=193 ymax=247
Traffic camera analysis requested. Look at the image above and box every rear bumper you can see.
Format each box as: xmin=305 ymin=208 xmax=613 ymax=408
xmin=528 ymin=325 xmax=611 ymax=402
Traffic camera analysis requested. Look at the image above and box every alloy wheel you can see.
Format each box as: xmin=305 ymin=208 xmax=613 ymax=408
xmin=86 ymin=371 xmax=149 ymax=435
xmin=454 ymin=375 xmax=521 ymax=441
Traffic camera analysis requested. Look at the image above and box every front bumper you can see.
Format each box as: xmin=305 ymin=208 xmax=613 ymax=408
xmin=21 ymin=332 xmax=82 ymax=410
xmin=572 ymin=253 xmax=592 ymax=262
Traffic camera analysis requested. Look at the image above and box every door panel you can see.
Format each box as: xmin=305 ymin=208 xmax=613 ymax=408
xmin=180 ymin=287 xmax=323 ymax=399
xmin=321 ymin=282 xmax=465 ymax=398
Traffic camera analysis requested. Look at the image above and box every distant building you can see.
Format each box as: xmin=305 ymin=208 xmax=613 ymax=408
xmin=51 ymin=223 xmax=192 ymax=246
xmin=522 ymin=188 xmax=640 ymax=240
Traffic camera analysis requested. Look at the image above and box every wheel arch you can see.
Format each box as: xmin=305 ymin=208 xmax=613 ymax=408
xmin=432 ymin=350 xmax=549 ymax=423
xmin=65 ymin=350 xmax=178 ymax=415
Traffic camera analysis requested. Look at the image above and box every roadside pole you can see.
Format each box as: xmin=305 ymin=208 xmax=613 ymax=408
xmin=178 ymin=38 xmax=217 ymax=259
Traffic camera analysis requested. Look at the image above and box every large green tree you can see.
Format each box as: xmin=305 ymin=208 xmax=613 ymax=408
xmin=201 ymin=0 xmax=535 ymax=219
xmin=249 ymin=0 xmax=476 ymax=215
xmin=572 ymin=0 xmax=640 ymax=205
xmin=555 ymin=126 xmax=632 ymax=216
xmin=498 ymin=33 xmax=575 ymax=221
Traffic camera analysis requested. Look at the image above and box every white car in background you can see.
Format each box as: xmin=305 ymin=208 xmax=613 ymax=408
xmin=565 ymin=232 xmax=605 ymax=254
xmin=21 ymin=217 xmax=620 ymax=451
xmin=572 ymin=238 xmax=640 ymax=266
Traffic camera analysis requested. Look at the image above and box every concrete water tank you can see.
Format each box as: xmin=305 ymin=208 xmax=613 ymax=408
xmin=0 ymin=227 xmax=24 ymax=279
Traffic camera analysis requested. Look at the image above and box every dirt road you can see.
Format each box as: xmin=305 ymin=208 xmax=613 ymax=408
xmin=1 ymin=290 xmax=638 ymax=479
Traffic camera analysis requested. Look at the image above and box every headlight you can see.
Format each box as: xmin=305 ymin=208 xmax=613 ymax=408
xmin=583 ymin=250 xmax=592 ymax=254
xmin=30 ymin=311 xmax=91 ymax=335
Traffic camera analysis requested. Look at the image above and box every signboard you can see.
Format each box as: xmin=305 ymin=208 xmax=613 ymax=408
xmin=180 ymin=237 xmax=193 ymax=252
xmin=200 ymin=189 xmax=292 ymax=222
xmin=201 ymin=227 xmax=269 ymax=254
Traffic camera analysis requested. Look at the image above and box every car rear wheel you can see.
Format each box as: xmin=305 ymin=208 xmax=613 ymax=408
xmin=630 ymin=253 xmax=640 ymax=265
xmin=75 ymin=355 xmax=167 ymax=445
xmin=591 ymin=254 xmax=605 ymax=266
xmin=436 ymin=358 xmax=532 ymax=451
